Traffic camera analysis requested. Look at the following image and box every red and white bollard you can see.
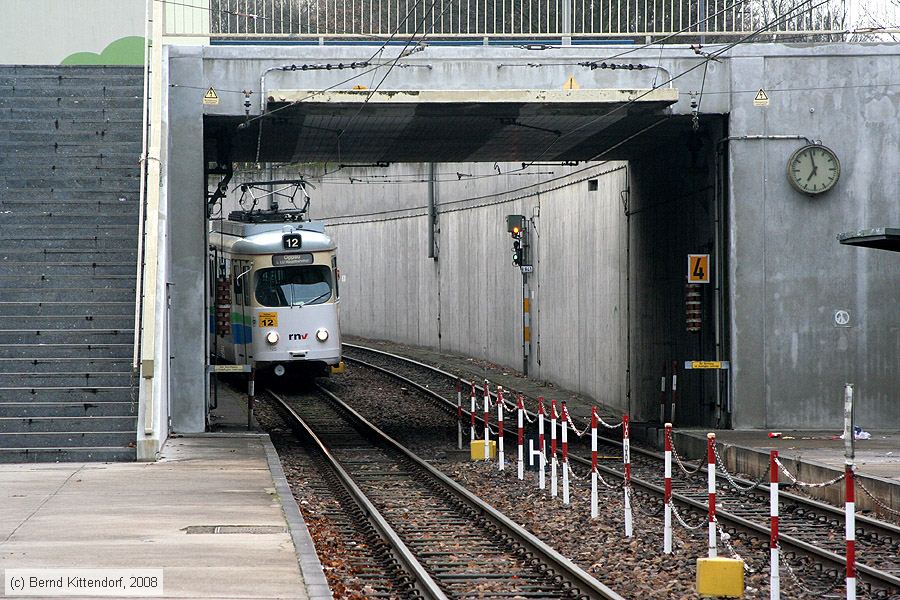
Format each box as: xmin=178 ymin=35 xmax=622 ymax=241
xmin=550 ymin=400 xmax=558 ymax=498
xmin=483 ymin=380 xmax=490 ymax=461
xmin=708 ymin=432 xmax=717 ymax=558
xmin=846 ymin=463 xmax=856 ymax=600
xmin=470 ymin=383 xmax=476 ymax=442
xmin=497 ymin=386 xmax=505 ymax=471
xmin=590 ymin=407 xmax=598 ymax=519
xmin=664 ymin=422 xmax=673 ymax=554
xmin=844 ymin=383 xmax=856 ymax=600
xmin=456 ymin=378 xmax=463 ymax=450
xmin=561 ymin=402 xmax=570 ymax=505
xmin=517 ymin=394 xmax=524 ymax=480
xmin=770 ymin=450 xmax=780 ymax=600
xmin=538 ymin=398 xmax=546 ymax=489
xmin=623 ymin=414 xmax=633 ymax=538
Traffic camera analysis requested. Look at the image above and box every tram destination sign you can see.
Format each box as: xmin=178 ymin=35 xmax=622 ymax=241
xmin=208 ymin=364 xmax=252 ymax=373
xmin=272 ymin=253 xmax=314 ymax=266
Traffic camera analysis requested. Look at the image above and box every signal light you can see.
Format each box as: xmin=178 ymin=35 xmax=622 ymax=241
xmin=507 ymin=214 xmax=525 ymax=239
xmin=512 ymin=240 xmax=523 ymax=266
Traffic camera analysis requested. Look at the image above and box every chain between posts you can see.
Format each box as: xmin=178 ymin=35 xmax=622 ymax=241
xmin=669 ymin=501 xmax=706 ymax=531
xmin=774 ymin=457 xmax=846 ymax=488
xmin=856 ymin=479 xmax=900 ymax=517
xmin=713 ymin=443 xmax=769 ymax=493
xmin=714 ymin=519 xmax=749 ymax=569
xmin=778 ymin=548 xmax=844 ymax=597
xmin=666 ymin=427 xmax=703 ymax=475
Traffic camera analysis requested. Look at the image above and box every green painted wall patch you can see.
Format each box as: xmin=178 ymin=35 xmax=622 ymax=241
xmin=61 ymin=36 xmax=146 ymax=65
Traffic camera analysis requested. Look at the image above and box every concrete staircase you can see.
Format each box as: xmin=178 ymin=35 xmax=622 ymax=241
xmin=0 ymin=65 xmax=143 ymax=461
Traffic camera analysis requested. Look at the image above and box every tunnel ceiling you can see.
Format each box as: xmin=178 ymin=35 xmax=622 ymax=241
xmin=204 ymin=88 xmax=682 ymax=164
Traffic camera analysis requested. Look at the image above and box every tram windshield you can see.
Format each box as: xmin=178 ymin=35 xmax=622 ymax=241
xmin=255 ymin=266 xmax=333 ymax=307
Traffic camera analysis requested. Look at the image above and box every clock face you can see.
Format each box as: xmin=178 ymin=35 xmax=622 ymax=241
xmin=787 ymin=144 xmax=841 ymax=195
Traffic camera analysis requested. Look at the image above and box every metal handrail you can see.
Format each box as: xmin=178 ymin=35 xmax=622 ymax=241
xmin=162 ymin=0 xmax=859 ymax=40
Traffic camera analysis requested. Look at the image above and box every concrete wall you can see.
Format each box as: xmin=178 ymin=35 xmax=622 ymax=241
xmin=314 ymin=161 xmax=630 ymax=410
xmin=726 ymin=48 xmax=900 ymax=429
xmin=0 ymin=0 xmax=146 ymax=65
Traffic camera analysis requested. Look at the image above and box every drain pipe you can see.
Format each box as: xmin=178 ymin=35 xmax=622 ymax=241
xmin=427 ymin=163 xmax=437 ymax=260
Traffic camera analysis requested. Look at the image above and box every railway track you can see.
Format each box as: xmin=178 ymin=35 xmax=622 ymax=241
xmin=268 ymin=383 xmax=625 ymax=600
xmin=342 ymin=342 xmax=900 ymax=599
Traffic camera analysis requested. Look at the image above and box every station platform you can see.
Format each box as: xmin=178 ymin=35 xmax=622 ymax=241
xmin=345 ymin=336 xmax=899 ymax=515
xmin=0 ymin=386 xmax=330 ymax=599
xmin=670 ymin=428 xmax=900 ymax=514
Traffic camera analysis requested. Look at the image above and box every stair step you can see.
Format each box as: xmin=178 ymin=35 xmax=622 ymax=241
xmin=0 ymin=153 xmax=140 ymax=167
xmin=0 ymin=129 xmax=142 ymax=144
xmin=0 ymin=97 xmax=143 ymax=110
xmin=0 ymin=430 xmax=135 ymax=448
xmin=0 ymin=302 xmax=134 ymax=317
xmin=0 ymin=402 xmax=137 ymax=418
xmin=0 ymin=165 xmax=140 ymax=178
xmin=0 ymin=277 xmax=136 ymax=291
xmin=0 ymin=372 xmax=131 ymax=387
xmin=0 ymin=386 xmax=133 ymax=402
xmin=0 ymin=358 xmax=132 ymax=373
xmin=0 ymin=251 xmax=137 ymax=263
xmin=0 ymin=84 xmax=143 ymax=97
xmin=0 ymin=262 xmax=136 ymax=275
xmin=0 ymin=288 xmax=136 ymax=302
xmin=0 ymin=173 xmax=140 ymax=187
xmin=0 ymin=67 xmax=141 ymax=79
xmin=0 ymin=214 xmax=139 ymax=226
xmin=0 ymin=416 xmax=136 ymax=433
xmin=0 ymin=446 xmax=136 ymax=463
xmin=0 ymin=239 xmax=137 ymax=253
xmin=0 ymin=330 xmax=134 ymax=345
xmin=0 ymin=316 xmax=135 ymax=330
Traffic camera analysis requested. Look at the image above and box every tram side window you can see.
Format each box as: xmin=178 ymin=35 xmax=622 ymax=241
xmin=255 ymin=266 xmax=333 ymax=307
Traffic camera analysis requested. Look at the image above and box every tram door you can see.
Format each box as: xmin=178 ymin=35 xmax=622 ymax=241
xmin=233 ymin=260 xmax=252 ymax=365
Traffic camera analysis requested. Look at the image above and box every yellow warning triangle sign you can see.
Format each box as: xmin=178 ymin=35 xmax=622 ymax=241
xmin=203 ymin=87 xmax=219 ymax=105
xmin=753 ymin=88 xmax=769 ymax=106
xmin=563 ymin=75 xmax=581 ymax=90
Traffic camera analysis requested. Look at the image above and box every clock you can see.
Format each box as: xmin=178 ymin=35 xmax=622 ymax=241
xmin=787 ymin=144 xmax=841 ymax=195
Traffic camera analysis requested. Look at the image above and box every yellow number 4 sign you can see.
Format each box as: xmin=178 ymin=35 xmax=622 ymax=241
xmin=688 ymin=254 xmax=710 ymax=283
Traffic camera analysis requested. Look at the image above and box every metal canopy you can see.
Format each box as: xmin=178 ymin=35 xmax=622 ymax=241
xmin=206 ymin=88 xmax=679 ymax=163
xmin=838 ymin=228 xmax=900 ymax=252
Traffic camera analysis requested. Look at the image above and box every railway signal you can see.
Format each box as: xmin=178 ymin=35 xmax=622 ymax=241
xmin=512 ymin=240 xmax=523 ymax=266
xmin=507 ymin=214 xmax=525 ymax=238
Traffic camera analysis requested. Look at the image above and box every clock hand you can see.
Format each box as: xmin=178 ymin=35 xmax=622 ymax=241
xmin=807 ymin=165 xmax=818 ymax=181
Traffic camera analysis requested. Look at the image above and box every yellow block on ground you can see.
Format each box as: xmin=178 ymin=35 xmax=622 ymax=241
xmin=470 ymin=440 xmax=497 ymax=460
xmin=697 ymin=557 xmax=744 ymax=597
xmin=330 ymin=361 xmax=345 ymax=374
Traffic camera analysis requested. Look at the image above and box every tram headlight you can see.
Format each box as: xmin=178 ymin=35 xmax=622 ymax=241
xmin=265 ymin=331 xmax=279 ymax=345
xmin=315 ymin=328 xmax=329 ymax=342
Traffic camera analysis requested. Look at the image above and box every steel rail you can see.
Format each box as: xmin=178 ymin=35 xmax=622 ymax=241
xmin=275 ymin=380 xmax=626 ymax=600
xmin=269 ymin=389 xmax=450 ymax=600
xmin=341 ymin=344 xmax=900 ymax=594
